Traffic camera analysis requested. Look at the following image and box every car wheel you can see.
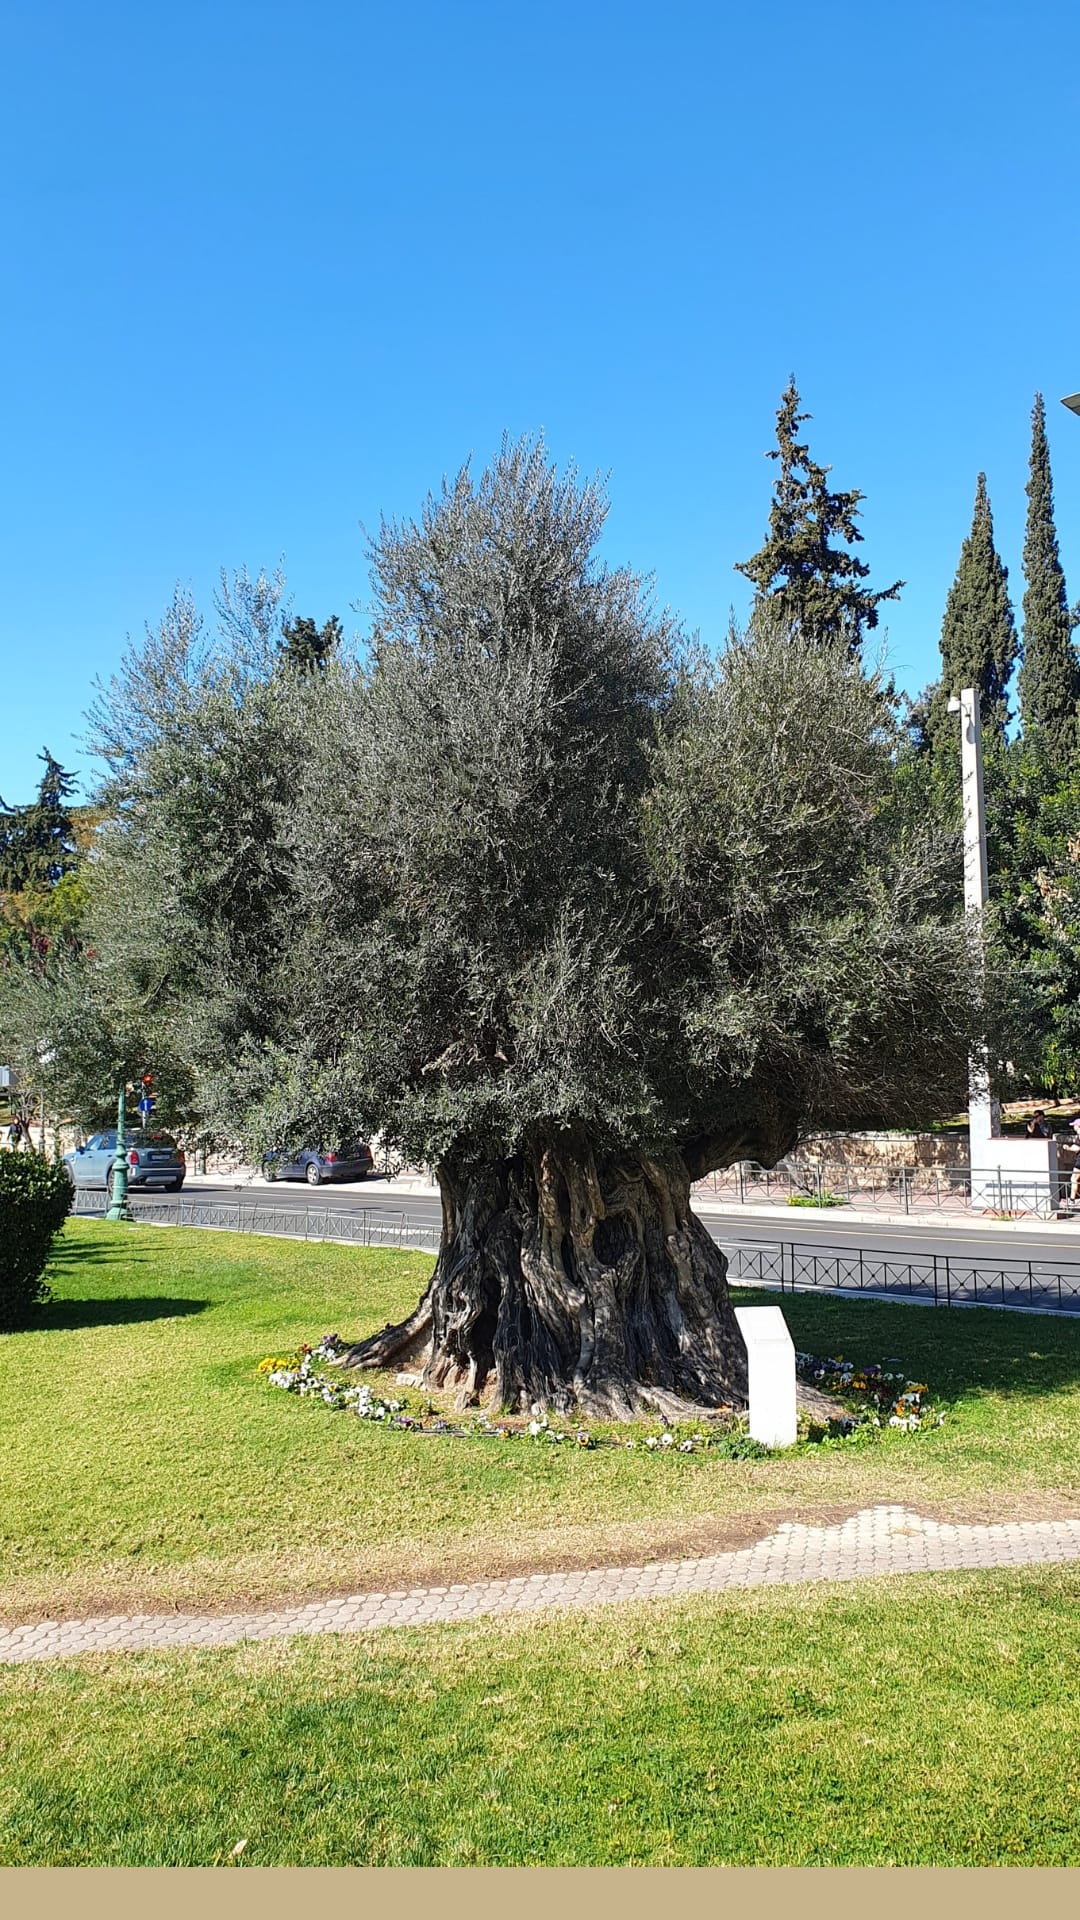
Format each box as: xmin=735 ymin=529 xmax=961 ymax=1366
xmin=264 ymin=1163 xmax=277 ymax=1183
xmin=167 ymin=1179 xmax=184 ymax=1193
xmin=305 ymin=1162 xmax=322 ymax=1187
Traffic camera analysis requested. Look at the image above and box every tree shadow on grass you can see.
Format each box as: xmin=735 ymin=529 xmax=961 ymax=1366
xmin=30 ymin=1294 xmax=210 ymax=1332
xmin=12 ymin=1235 xmax=211 ymax=1333
xmin=51 ymin=1237 xmax=150 ymax=1269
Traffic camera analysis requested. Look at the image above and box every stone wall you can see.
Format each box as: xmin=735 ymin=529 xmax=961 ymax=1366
xmin=792 ymin=1131 xmax=969 ymax=1172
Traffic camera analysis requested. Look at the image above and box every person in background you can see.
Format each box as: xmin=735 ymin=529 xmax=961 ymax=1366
xmin=1026 ymin=1110 xmax=1052 ymax=1139
xmin=1069 ymin=1119 xmax=1080 ymax=1206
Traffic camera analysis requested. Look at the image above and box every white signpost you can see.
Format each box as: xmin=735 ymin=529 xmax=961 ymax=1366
xmin=733 ymin=1305 xmax=797 ymax=1449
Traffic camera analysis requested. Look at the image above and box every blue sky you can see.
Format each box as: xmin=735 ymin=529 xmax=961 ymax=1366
xmin=3 ymin=0 xmax=1079 ymax=802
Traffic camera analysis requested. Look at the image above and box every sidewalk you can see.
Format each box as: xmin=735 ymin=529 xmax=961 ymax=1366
xmin=4 ymin=1505 xmax=1079 ymax=1666
xmin=691 ymin=1194 xmax=1080 ymax=1236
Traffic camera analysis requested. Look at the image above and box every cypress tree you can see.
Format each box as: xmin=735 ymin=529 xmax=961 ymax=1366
xmin=1018 ymin=392 xmax=1079 ymax=763
xmin=932 ymin=474 xmax=1017 ymax=748
xmin=736 ymin=378 xmax=902 ymax=655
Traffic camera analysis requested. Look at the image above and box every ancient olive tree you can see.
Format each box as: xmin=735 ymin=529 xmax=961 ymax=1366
xmin=73 ymin=443 xmax=974 ymax=1413
xmin=261 ymin=439 xmax=975 ymax=1417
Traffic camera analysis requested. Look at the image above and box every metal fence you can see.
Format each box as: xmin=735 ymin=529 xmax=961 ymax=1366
xmin=70 ymin=1189 xmax=1080 ymax=1314
xmin=726 ymin=1237 xmax=1080 ymax=1313
xmin=693 ymin=1159 xmax=1073 ymax=1220
xmin=70 ymin=1191 xmax=442 ymax=1253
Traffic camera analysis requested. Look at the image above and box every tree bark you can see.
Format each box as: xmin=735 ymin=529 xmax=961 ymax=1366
xmin=344 ymin=1131 xmax=750 ymax=1418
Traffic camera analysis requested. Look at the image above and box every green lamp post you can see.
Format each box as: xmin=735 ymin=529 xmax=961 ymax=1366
xmin=105 ymin=1083 xmax=135 ymax=1223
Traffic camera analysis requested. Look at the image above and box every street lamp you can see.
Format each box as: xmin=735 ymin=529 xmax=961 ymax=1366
xmin=105 ymin=1082 xmax=134 ymax=1223
xmin=1062 ymin=395 xmax=1080 ymax=416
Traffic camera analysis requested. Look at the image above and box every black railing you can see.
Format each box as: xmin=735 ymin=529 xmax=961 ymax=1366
xmin=693 ymin=1159 xmax=1071 ymax=1220
xmin=70 ymin=1193 xmax=1080 ymax=1313
xmin=726 ymin=1238 xmax=1080 ymax=1312
xmin=70 ymin=1190 xmax=441 ymax=1253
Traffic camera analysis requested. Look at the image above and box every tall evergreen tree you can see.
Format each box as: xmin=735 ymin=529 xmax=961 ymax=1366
xmin=929 ymin=473 xmax=1017 ymax=750
xmin=279 ymin=613 xmax=343 ymax=676
xmin=0 ymin=750 xmax=78 ymax=892
xmin=1018 ymin=392 xmax=1079 ymax=762
xmin=736 ymin=379 xmax=903 ymax=655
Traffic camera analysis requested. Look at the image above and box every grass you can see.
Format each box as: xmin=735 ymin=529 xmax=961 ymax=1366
xmin=4 ymin=1565 xmax=1080 ymax=1864
xmin=7 ymin=1217 xmax=1080 ymax=1868
xmin=3 ymin=1216 xmax=1080 ymax=1623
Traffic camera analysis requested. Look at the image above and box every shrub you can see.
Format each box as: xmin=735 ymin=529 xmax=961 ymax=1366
xmin=787 ymin=1191 xmax=849 ymax=1208
xmin=0 ymin=1152 xmax=72 ymax=1330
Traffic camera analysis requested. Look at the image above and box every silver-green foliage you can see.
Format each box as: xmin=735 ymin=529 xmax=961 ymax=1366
xmin=253 ymin=441 xmax=975 ymax=1171
xmin=53 ymin=440 xmax=976 ymax=1171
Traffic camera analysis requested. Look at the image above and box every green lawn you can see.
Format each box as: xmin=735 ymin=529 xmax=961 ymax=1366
xmin=4 ymin=1566 xmax=1080 ymax=1864
xmin=3 ymin=1217 xmax=1080 ymax=1622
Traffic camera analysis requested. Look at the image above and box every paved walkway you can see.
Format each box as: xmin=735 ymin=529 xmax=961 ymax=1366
xmin=4 ymin=1505 xmax=1080 ymax=1666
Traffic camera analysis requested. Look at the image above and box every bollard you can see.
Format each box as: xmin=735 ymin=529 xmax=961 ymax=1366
xmin=733 ymin=1305 xmax=797 ymax=1448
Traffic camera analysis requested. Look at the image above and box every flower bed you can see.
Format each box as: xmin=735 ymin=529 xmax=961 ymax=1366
xmin=259 ymin=1336 xmax=942 ymax=1453
xmin=795 ymin=1350 xmax=943 ymax=1433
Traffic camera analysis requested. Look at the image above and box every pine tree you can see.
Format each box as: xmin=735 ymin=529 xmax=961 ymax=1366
xmin=1018 ymin=393 xmax=1079 ymax=763
xmin=736 ymin=379 xmax=903 ymax=655
xmin=279 ymin=613 xmax=343 ymax=676
xmin=0 ymin=751 xmax=78 ymax=892
xmin=931 ymin=474 xmax=1017 ymax=748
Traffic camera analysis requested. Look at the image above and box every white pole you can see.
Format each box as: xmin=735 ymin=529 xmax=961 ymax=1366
xmin=947 ymin=688 xmax=1000 ymax=1148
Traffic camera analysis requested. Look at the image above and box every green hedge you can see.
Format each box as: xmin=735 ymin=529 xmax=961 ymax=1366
xmin=0 ymin=1152 xmax=72 ymax=1330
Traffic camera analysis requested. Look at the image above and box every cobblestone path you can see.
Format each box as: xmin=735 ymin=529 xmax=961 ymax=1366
xmin=4 ymin=1505 xmax=1080 ymax=1666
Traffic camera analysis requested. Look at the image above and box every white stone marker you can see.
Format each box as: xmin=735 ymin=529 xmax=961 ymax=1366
xmin=733 ymin=1305 xmax=797 ymax=1449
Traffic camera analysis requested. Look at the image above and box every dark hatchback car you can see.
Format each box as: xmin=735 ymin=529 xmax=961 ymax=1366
xmin=262 ymin=1144 xmax=374 ymax=1187
xmin=63 ymin=1129 xmax=186 ymax=1190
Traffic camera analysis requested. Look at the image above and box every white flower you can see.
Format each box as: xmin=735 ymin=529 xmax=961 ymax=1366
xmin=645 ymin=1436 xmax=659 ymax=1449
xmin=660 ymin=1433 xmax=674 ymax=1448
xmin=527 ymin=1419 xmax=543 ymax=1437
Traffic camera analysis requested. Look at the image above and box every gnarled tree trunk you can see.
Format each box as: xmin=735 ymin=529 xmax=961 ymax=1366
xmin=344 ymin=1131 xmax=750 ymax=1418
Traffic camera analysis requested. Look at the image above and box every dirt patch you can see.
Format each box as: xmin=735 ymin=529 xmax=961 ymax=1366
xmin=11 ymin=1496 xmax=1080 ymax=1631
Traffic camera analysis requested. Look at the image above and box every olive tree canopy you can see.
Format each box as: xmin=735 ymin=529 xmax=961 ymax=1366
xmin=262 ymin=440 xmax=973 ymax=1413
xmin=65 ymin=440 xmax=977 ymax=1416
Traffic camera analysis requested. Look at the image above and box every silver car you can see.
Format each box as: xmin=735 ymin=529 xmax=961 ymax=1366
xmin=64 ymin=1129 xmax=186 ymax=1191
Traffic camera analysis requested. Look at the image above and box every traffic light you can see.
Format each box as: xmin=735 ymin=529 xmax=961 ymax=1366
xmin=138 ymin=1071 xmax=155 ymax=1117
